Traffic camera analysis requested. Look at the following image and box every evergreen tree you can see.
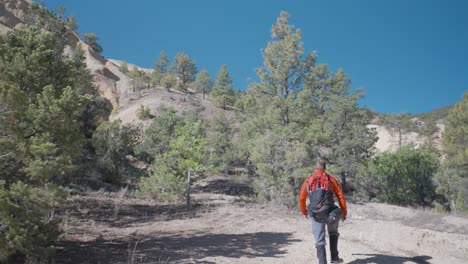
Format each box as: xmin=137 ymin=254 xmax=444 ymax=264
xmin=250 ymin=11 xmax=315 ymax=125
xmin=160 ymin=73 xmax=178 ymax=92
xmin=237 ymin=12 xmax=316 ymax=205
xmin=83 ymin=32 xmax=103 ymax=54
xmin=436 ymin=92 xmax=468 ymax=213
xmin=211 ymin=65 xmax=235 ymax=109
xmin=26 ymin=3 xmax=69 ymax=50
xmin=155 ymin=50 xmax=169 ymax=74
xmin=67 ymin=14 xmax=78 ymax=31
xmin=128 ymin=66 xmax=144 ymax=98
xmin=193 ymin=69 xmax=213 ymax=100
xmin=0 ymin=26 xmax=101 ymax=262
xmin=0 ymin=6 xmax=110 ymax=260
xmin=311 ymin=69 xmax=377 ymax=191
xmin=92 ymin=121 xmax=140 ymax=185
xmin=171 ymin=52 xmax=197 ymax=93
xmin=237 ymin=11 xmax=377 ymax=205
xmin=381 ymin=112 xmax=417 ymax=149
xmin=136 ymin=108 xmax=183 ymax=162
xmin=442 ymin=92 xmax=468 ymax=170
xmin=0 ymin=27 xmax=95 ymax=184
xmin=206 ymin=112 xmax=236 ymax=173
xmin=138 ymin=119 xmax=205 ymax=201
xmin=152 ymin=51 xmax=170 ymax=86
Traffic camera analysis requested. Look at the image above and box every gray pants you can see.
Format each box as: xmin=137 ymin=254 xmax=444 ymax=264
xmin=311 ymin=207 xmax=342 ymax=246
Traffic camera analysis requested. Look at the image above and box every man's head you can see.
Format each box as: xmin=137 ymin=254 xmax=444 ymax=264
xmin=315 ymin=159 xmax=326 ymax=170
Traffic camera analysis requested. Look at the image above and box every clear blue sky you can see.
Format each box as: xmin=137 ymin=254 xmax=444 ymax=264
xmin=42 ymin=0 xmax=468 ymax=114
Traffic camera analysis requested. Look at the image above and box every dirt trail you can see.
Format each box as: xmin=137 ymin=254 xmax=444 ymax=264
xmin=53 ymin=176 xmax=468 ymax=264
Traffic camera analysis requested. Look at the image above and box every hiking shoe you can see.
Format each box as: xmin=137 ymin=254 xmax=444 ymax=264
xmin=330 ymin=258 xmax=343 ymax=263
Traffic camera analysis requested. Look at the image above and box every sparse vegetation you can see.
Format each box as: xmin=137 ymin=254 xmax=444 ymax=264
xmin=416 ymin=104 xmax=454 ymax=124
xmin=83 ymin=32 xmax=103 ymax=54
xmin=160 ymin=73 xmax=178 ymax=92
xmin=120 ymin=61 xmax=129 ymax=74
xmin=136 ymin=105 xmax=153 ymax=120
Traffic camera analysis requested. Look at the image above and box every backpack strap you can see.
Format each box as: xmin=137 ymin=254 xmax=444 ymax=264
xmin=306 ymin=176 xmax=312 ymax=194
xmin=307 ymin=173 xmax=331 ymax=193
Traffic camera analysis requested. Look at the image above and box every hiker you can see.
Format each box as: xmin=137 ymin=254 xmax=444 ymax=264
xmin=298 ymin=159 xmax=347 ymax=264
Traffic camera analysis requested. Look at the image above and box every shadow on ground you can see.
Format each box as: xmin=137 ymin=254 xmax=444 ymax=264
xmin=53 ymin=232 xmax=300 ymax=264
xmin=349 ymin=253 xmax=432 ymax=264
xmin=192 ymin=178 xmax=255 ymax=197
xmin=65 ymin=198 xmax=216 ymax=228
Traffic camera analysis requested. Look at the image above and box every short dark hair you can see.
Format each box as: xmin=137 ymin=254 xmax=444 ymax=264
xmin=315 ymin=159 xmax=326 ymax=170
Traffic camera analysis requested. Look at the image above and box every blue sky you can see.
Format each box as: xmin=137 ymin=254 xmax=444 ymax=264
xmin=42 ymin=0 xmax=467 ymax=114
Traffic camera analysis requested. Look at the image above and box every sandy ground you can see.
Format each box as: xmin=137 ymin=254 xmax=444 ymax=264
xmin=53 ymin=176 xmax=468 ymax=264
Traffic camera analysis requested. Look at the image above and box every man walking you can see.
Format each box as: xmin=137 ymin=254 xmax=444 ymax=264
xmin=298 ymin=159 xmax=347 ymax=264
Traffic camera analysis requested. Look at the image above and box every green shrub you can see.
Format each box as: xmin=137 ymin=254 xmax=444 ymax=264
xmin=0 ymin=181 xmax=65 ymax=262
xmin=136 ymin=105 xmax=153 ymax=120
xmin=137 ymin=158 xmax=185 ymax=201
xmin=137 ymin=119 xmax=205 ymax=201
xmin=160 ymin=74 xmax=178 ymax=91
xmin=92 ymin=121 xmax=140 ymax=185
xmin=135 ymin=108 xmax=182 ymax=163
xmin=356 ymin=147 xmax=438 ymax=206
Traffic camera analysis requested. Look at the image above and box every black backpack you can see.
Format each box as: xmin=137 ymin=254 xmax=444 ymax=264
xmin=307 ymin=174 xmax=333 ymax=216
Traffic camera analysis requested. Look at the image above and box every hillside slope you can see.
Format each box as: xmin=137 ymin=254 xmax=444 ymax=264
xmin=0 ymin=0 xmax=147 ymax=109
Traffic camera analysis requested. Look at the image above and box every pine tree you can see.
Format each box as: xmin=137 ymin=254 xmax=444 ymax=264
xmin=128 ymin=66 xmax=144 ymax=98
xmin=138 ymin=118 xmax=205 ymax=201
xmin=152 ymin=51 xmax=170 ymax=86
xmin=206 ymin=112 xmax=236 ymax=173
xmin=235 ymin=12 xmax=316 ymax=205
xmin=0 ymin=7 xmax=110 ymax=259
xmin=436 ymin=92 xmax=468 ymax=213
xmin=160 ymin=73 xmax=178 ymax=92
xmin=381 ymin=112 xmax=417 ymax=149
xmin=237 ymin=11 xmax=377 ymax=205
xmin=193 ymin=69 xmax=213 ymax=100
xmin=171 ymin=52 xmax=197 ymax=93
xmin=211 ymin=65 xmax=235 ymax=109
xmin=83 ymin=32 xmax=103 ymax=54
xmin=250 ymin=11 xmax=315 ymax=125
xmin=312 ymin=69 xmax=377 ymax=190
xmin=67 ymin=14 xmax=78 ymax=31
xmin=92 ymin=121 xmax=140 ymax=184
xmin=155 ymin=50 xmax=169 ymax=74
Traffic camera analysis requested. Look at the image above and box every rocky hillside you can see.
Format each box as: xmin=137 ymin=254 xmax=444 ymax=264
xmin=0 ymin=0 xmax=147 ymax=109
xmin=0 ymin=0 xmax=29 ymax=34
xmin=0 ymin=0 xmax=445 ymax=153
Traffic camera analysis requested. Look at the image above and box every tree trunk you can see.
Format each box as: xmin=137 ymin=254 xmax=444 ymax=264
xmin=341 ymin=171 xmax=349 ymax=193
xmin=398 ymin=126 xmax=402 ymax=149
xmin=187 ymin=170 xmax=191 ymax=210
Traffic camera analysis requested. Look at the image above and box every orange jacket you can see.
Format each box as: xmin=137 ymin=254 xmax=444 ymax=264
xmin=298 ymin=169 xmax=347 ymax=218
